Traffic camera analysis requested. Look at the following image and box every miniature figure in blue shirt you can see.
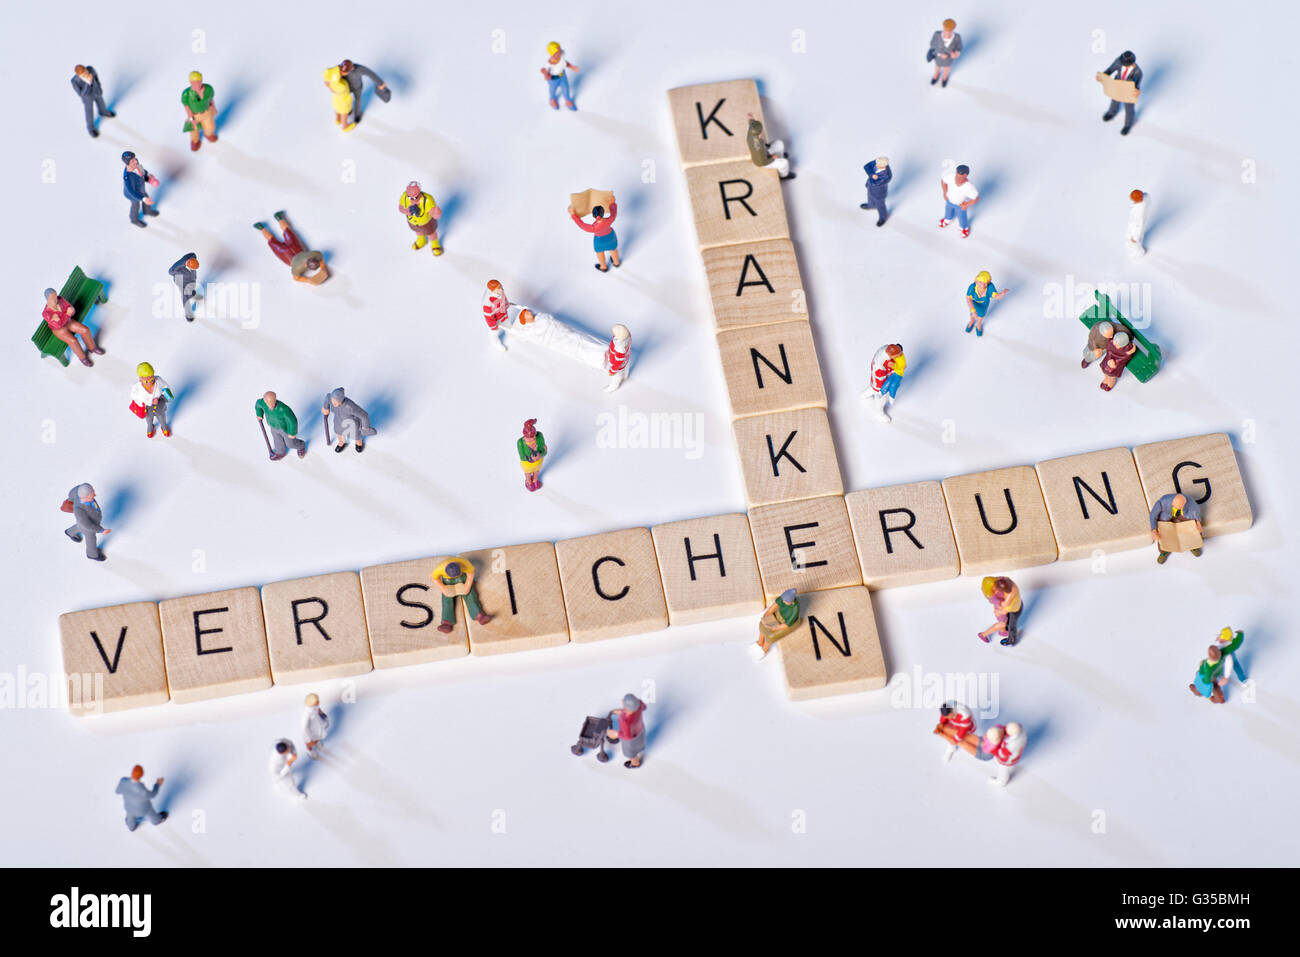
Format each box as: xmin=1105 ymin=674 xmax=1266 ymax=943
xmin=116 ymin=765 xmax=167 ymax=831
xmin=859 ymin=157 xmax=891 ymax=227
xmin=1148 ymin=492 xmax=1203 ymax=563
xmin=121 ymin=152 xmax=160 ymax=228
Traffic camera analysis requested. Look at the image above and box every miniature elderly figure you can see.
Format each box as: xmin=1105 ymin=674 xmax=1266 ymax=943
xmin=1081 ymin=320 xmax=1115 ymax=369
xmin=1190 ymin=628 xmax=1247 ymax=704
xmin=1149 ymin=492 xmax=1203 ymax=564
xmin=168 ymin=253 xmax=201 ymax=321
xmin=122 ymin=151 xmax=160 ymax=228
xmin=928 ymin=19 xmax=963 ymax=87
xmin=64 ymin=482 xmax=110 ymax=562
xmin=609 ymin=694 xmax=647 ymax=769
xmin=270 ymin=739 xmax=307 ymax=800
xmin=935 ymin=702 xmax=978 ymax=762
xmin=430 ymin=557 xmax=493 ymax=633
xmin=71 ymin=65 xmax=114 ymax=137
xmin=862 ymin=343 xmax=905 ymax=422
xmin=253 ymin=211 xmax=329 ymax=285
xmin=965 ymin=271 xmax=1007 ymax=335
xmin=1126 ymin=189 xmax=1147 ymax=260
xmin=42 ymin=286 xmax=104 ymax=367
xmin=131 ymin=362 xmax=174 ymax=438
xmin=746 ymin=113 xmax=793 ymax=179
xmin=321 ymin=387 xmax=377 ymax=453
xmin=981 ymin=722 xmax=1026 ymax=787
xmin=860 ymin=157 xmax=891 ymax=226
xmin=399 ymin=181 xmax=443 ymax=256
xmin=939 ymin=164 xmax=978 ymax=238
xmin=517 ymin=418 xmax=547 ymax=491
xmin=255 ymin=391 xmax=307 ymax=461
xmin=752 ymin=588 xmax=801 ymax=660
xmin=115 ymin=766 xmax=167 ymax=831
xmin=1098 ymin=329 xmax=1137 ymax=391
xmin=302 ymin=693 xmax=331 ymax=758
xmin=339 ymin=59 xmax=390 ymax=127
xmin=181 ymin=70 xmax=218 ymax=151
xmin=540 ymin=41 xmax=579 ymax=110
xmin=1099 ymin=51 xmax=1142 ymax=135
xmin=978 ymin=576 xmax=1022 ymax=646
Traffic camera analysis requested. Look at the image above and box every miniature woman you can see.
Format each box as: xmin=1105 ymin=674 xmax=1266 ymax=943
xmin=569 ymin=194 xmax=619 ymax=271
xmin=1098 ymin=329 xmax=1137 ymax=391
xmin=978 ymin=576 xmax=1022 ymax=646
xmin=965 ymin=270 xmax=1007 ymax=336
xmin=517 ymin=418 xmax=547 ymax=491
xmin=322 ymin=64 xmax=355 ymax=130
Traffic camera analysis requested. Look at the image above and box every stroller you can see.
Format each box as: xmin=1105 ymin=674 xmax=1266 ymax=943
xmin=570 ymin=713 xmax=615 ymax=762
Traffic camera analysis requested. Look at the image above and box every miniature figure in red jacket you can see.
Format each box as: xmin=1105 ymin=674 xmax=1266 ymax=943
xmin=569 ymin=195 xmax=620 ymax=272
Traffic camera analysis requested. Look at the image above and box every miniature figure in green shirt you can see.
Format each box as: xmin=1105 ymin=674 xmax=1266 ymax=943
xmin=1190 ymin=628 xmax=1247 ymax=704
xmin=430 ymin=557 xmax=493 ymax=633
xmin=255 ymin=391 xmax=306 ymax=461
xmin=181 ymin=70 xmax=217 ymax=151
xmin=517 ymin=418 xmax=547 ymax=491
xmin=752 ymin=588 xmax=801 ymax=660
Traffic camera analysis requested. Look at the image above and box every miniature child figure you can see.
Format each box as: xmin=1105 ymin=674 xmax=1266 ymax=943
xmin=399 ymin=181 xmax=443 ymax=256
xmin=338 ymin=60 xmax=390 ymax=128
xmin=255 ymin=391 xmax=307 ymax=461
xmin=1098 ymin=329 xmax=1137 ymax=391
xmin=270 ymin=739 xmax=307 ymax=800
xmin=928 ymin=19 xmax=963 ymax=87
xmin=981 ymin=723 xmax=1026 ymax=787
xmin=939 ymin=164 xmax=979 ymax=238
xmin=978 ymin=576 xmax=1022 ymax=646
xmin=935 ymin=702 xmax=978 ymax=762
xmin=752 ymin=588 xmax=801 ymax=660
xmin=861 ymin=343 xmax=905 ymax=422
xmin=168 ymin=253 xmax=201 ymax=321
xmin=569 ymin=194 xmax=620 ymax=271
xmin=860 ymin=157 xmax=891 ymax=226
xmin=482 ymin=280 xmax=511 ymax=351
xmin=181 ymin=71 xmax=218 ymax=151
xmin=517 ymin=418 xmax=547 ymax=491
xmin=122 ymin=151 xmax=160 ymax=228
xmin=1126 ymin=189 xmax=1147 ymax=260
xmin=41 ymin=287 xmax=104 ymax=367
xmin=322 ymin=64 xmax=355 ymax=130
xmin=321 ymin=387 xmax=377 ymax=453
xmin=965 ymin=271 xmax=1007 ymax=335
xmin=71 ymin=65 xmax=114 ymax=137
xmin=1080 ymin=320 xmax=1115 ymax=369
xmin=430 ymin=557 xmax=492 ymax=633
xmin=541 ymin=41 xmax=579 ymax=110
xmin=1149 ymin=492 xmax=1203 ymax=564
xmin=745 ymin=113 xmax=794 ymax=179
xmin=1190 ymin=628 xmax=1247 ymax=704
xmin=253 ymin=212 xmax=329 ymax=285
xmin=131 ymin=362 xmax=174 ymax=439
xmin=115 ymin=766 xmax=167 ymax=831
xmin=609 ymin=694 xmax=647 ymax=769
xmin=1098 ymin=51 xmax=1142 ymax=135
xmin=302 ymin=693 xmax=331 ymax=758
xmin=63 ymin=483 xmax=110 ymax=562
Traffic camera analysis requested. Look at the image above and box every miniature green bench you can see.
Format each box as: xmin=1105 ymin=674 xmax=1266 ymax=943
xmin=32 ymin=266 xmax=107 ymax=367
xmin=1077 ymin=290 xmax=1161 ymax=383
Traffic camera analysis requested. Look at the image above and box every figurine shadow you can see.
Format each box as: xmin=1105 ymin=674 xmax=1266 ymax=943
xmin=883 ymin=163 xmax=917 ymax=207
xmin=896 ymin=345 xmax=939 ymax=394
xmin=571 ymin=53 xmax=601 ymax=102
xmin=214 ymin=80 xmax=252 ymax=132
xmin=200 ymin=247 xmax=239 ymax=288
xmin=954 ymin=30 xmax=982 ymax=65
xmin=103 ymin=481 xmax=143 ymax=530
xmin=157 ymin=759 xmax=199 ymax=812
xmin=1142 ymin=202 xmax=1183 ymax=248
xmin=1135 ymin=58 xmax=1176 ymax=104
xmin=1233 ymin=619 xmax=1273 ymax=677
xmin=361 ymin=389 xmax=400 ymax=432
xmin=1017 ymin=589 xmax=1044 ymax=635
xmin=435 ymin=189 xmax=467 ymax=243
xmin=610 ymin=188 xmax=651 ymax=258
xmin=152 ymin=159 xmax=190 ymax=206
xmin=1019 ymin=714 xmax=1056 ymax=758
xmin=371 ymin=61 xmax=413 ymax=96
xmin=645 ymin=694 xmax=677 ymax=750
xmin=105 ymin=69 xmax=145 ymax=115
xmin=970 ymin=169 xmax=1003 ymax=208
xmin=170 ymin=367 xmax=212 ymax=423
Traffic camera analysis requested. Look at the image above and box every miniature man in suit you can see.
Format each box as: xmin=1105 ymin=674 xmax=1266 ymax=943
xmin=122 ymin=151 xmax=159 ymax=228
xmin=115 ymin=765 xmax=167 ymax=831
xmin=338 ymin=59 xmax=390 ymax=128
xmin=71 ymin=65 xmax=114 ymax=137
xmin=65 ymin=483 xmax=110 ymax=562
xmin=859 ymin=157 xmax=891 ymax=226
xmin=321 ymin=387 xmax=377 ymax=453
xmin=1100 ymin=50 xmax=1142 ymax=135
xmin=168 ymin=253 xmax=201 ymax=320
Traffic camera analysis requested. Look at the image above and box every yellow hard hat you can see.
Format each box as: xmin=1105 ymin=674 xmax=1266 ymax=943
xmin=546 ymin=41 xmax=561 ymax=55
xmin=1218 ymin=627 xmax=1234 ymax=642
xmin=188 ymin=71 xmax=203 ymax=83
xmin=975 ymin=270 xmax=991 ymax=284
xmin=136 ymin=361 xmax=154 ymax=377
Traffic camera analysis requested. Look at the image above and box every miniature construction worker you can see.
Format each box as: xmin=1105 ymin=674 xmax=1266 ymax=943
xmin=168 ymin=253 xmax=201 ymax=320
xmin=253 ymin=211 xmax=329 ymax=285
xmin=746 ymin=113 xmax=793 ymax=179
xmin=940 ymin=164 xmax=979 ymax=238
xmin=255 ymin=391 xmax=307 ymax=461
xmin=64 ymin=482 xmax=110 ymax=562
xmin=321 ymin=387 xmax=377 ymax=453
xmin=861 ymin=343 xmax=905 ymax=422
xmin=115 ymin=766 xmax=167 ymax=831
xmin=131 ymin=362 xmax=174 ymax=438
xmin=399 ymin=181 xmax=443 ymax=256
xmin=752 ymin=588 xmax=801 ymax=660
xmin=978 ymin=576 xmax=1022 ymax=646
xmin=860 ymin=157 xmax=891 ymax=225
xmin=431 ymin=557 xmax=492 ymax=633
xmin=339 ymin=59 xmax=389 ymax=127
xmin=302 ymin=693 xmax=331 ymax=758
xmin=42 ymin=286 xmax=104 ymax=367
xmin=981 ymin=722 xmax=1026 ymax=787
xmin=482 ymin=279 xmax=510 ymax=351
xmin=1126 ymin=189 xmax=1147 ymax=260
xmin=610 ymin=694 xmax=647 ymax=769
xmin=517 ymin=418 xmax=547 ymax=491
xmin=541 ymin=41 xmax=579 ymax=110
xmin=1190 ymin=628 xmax=1247 ymax=704
xmin=1098 ymin=51 xmax=1142 ymax=135
xmin=322 ymin=64 xmax=355 ymax=130
xmin=1149 ymin=491 xmax=1204 ymax=564
xmin=936 ymin=702 xmax=978 ymax=762
xmin=71 ymin=65 xmax=114 ymax=137
xmin=928 ymin=19 xmax=962 ymax=87
xmin=270 ymin=739 xmax=307 ymax=800
xmin=181 ymin=70 xmax=217 ymax=151
xmin=965 ymin=270 xmax=1007 ymax=335
xmin=122 ymin=151 xmax=159 ymax=228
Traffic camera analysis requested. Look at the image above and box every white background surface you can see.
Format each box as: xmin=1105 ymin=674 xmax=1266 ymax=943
xmin=1 ymin=0 xmax=1294 ymax=866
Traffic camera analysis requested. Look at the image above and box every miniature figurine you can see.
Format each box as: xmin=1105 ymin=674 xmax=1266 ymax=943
xmin=861 ymin=343 xmax=905 ymax=422
xmin=1097 ymin=329 xmax=1137 ymax=391
xmin=935 ymin=702 xmax=978 ymax=762
xmin=339 ymin=60 xmax=390 ymax=127
xmin=978 ymin=576 xmax=1022 ymax=646
xmin=482 ymin=280 xmax=511 ymax=351
xmin=502 ymin=301 xmax=632 ymax=392
xmin=569 ymin=191 xmax=619 ymax=271
xmin=131 ymin=362 xmax=174 ymax=439
xmin=181 ymin=70 xmax=218 ymax=151
xmin=1097 ymin=51 xmax=1141 ymax=135
xmin=1080 ymin=319 xmax=1115 ymax=370
xmin=270 ymin=739 xmax=307 ymax=800
xmin=609 ymin=694 xmax=646 ymax=769
xmin=430 ymin=557 xmax=492 ymax=633
xmin=168 ymin=253 xmax=201 ymax=321
xmin=745 ymin=113 xmax=794 ymax=179
xmin=255 ymin=391 xmax=307 ymax=461
xmin=859 ymin=157 xmax=891 ymax=226
xmin=302 ymin=693 xmax=331 ymax=758
xmin=517 ymin=418 xmax=547 ymax=491
xmin=540 ymin=41 xmax=579 ymax=110
xmin=1149 ymin=492 xmax=1203 ymax=564
xmin=115 ymin=766 xmax=167 ymax=831
xmin=939 ymin=164 xmax=978 ymax=238
xmin=1190 ymin=628 xmax=1247 ymax=704
xmin=63 ymin=482 xmax=109 ymax=562
xmin=928 ymin=19 xmax=963 ymax=87
xmin=71 ymin=65 xmax=114 ymax=137
xmin=42 ymin=287 xmax=104 ymax=367
xmin=752 ymin=588 xmax=801 ymax=660
xmin=399 ymin=181 xmax=443 ymax=256
xmin=981 ymin=722 xmax=1026 ymax=787
xmin=122 ymin=152 xmax=160 ymax=228
xmin=965 ymin=270 xmax=1007 ymax=336
xmin=321 ymin=387 xmax=377 ymax=453
xmin=322 ymin=63 xmax=355 ymax=130
xmin=1126 ymin=189 xmax=1147 ymax=260
xmin=253 ymin=212 xmax=329 ymax=285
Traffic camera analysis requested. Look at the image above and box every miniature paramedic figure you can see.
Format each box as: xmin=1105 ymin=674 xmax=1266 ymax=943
xmin=1149 ymin=492 xmax=1203 ymax=564
xmin=861 ymin=343 xmax=905 ymax=422
xmin=168 ymin=253 xmax=201 ymax=320
xmin=131 ymin=362 xmax=174 ymax=438
xmin=978 ymin=576 xmax=1022 ymax=646
xmin=936 ymin=702 xmax=977 ymax=761
xmin=1190 ymin=628 xmax=1247 ymax=704
xmin=71 ymin=65 xmax=114 ymax=137
xmin=860 ymin=157 xmax=891 ymax=225
xmin=1098 ymin=51 xmax=1142 ymax=135
xmin=255 ymin=391 xmax=307 ymax=461
xmin=1098 ymin=329 xmax=1137 ymax=391
xmin=303 ymin=693 xmax=331 ymax=758
xmin=42 ymin=286 xmax=103 ymax=367
xmin=399 ymin=181 xmax=443 ymax=256
xmin=541 ymin=42 xmax=579 ymax=110
xmin=253 ymin=212 xmax=329 ymax=285
xmin=518 ymin=418 xmax=547 ymax=491
xmin=181 ymin=71 xmax=217 ymax=151
xmin=746 ymin=113 xmax=794 ymax=179
xmin=752 ymin=588 xmax=801 ymax=660
xmin=321 ymin=387 xmax=377 ymax=453
xmin=965 ymin=271 xmax=1007 ymax=335
xmin=482 ymin=280 xmax=510 ymax=350
xmin=569 ymin=195 xmax=619 ymax=271
xmin=981 ymin=722 xmax=1026 ymax=787
xmin=928 ymin=19 xmax=962 ymax=87
xmin=122 ymin=151 xmax=159 ymax=228
xmin=115 ymin=766 xmax=167 ymax=831
xmin=1126 ymin=189 xmax=1147 ymax=260
xmin=270 ymin=739 xmax=307 ymax=800
xmin=64 ymin=482 xmax=110 ymax=562
xmin=939 ymin=164 xmax=978 ymax=237
xmin=431 ymin=557 xmax=492 ymax=633
xmin=610 ymin=694 xmax=647 ymax=769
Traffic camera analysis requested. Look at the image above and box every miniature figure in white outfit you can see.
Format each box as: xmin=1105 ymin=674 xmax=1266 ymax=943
xmin=936 ymin=702 xmax=976 ymax=762
xmin=981 ymin=722 xmax=1026 ymax=787
xmin=270 ymin=738 xmax=307 ymax=800
xmin=503 ymin=304 xmax=631 ymax=392
xmin=1126 ymin=189 xmax=1147 ymax=260
xmin=302 ymin=693 xmax=331 ymax=759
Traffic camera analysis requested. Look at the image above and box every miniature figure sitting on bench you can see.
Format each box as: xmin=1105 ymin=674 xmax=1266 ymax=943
xmin=34 ymin=268 xmax=107 ymax=367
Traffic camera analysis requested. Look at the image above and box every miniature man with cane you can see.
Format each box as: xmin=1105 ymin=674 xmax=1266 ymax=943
xmin=254 ymin=391 xmax=306 ymax=461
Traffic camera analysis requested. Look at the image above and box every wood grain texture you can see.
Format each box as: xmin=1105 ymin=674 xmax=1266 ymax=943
xmin=1131 ymin=433 xmax=1253 ymax=538
xmin=778 ymin=586 xmax=887 ymax=701
xmin=717 ymin=320 xmax=826 ymax=419
xmin=158 ymin=587 xmax=272 ymax=703
xmin=262 ymin=571 xmax=374 ymax=683
xmin=462 ymin=542 xmax=571 ymax=655
xmin=733 ymin=407 xmax=843 ymax=507
xmin=1035 ymin=447 xmax=1151 ymax=560
xmin=700 ymin=239 xmax=808 ymax=331
xmin=359 ymin=557 xmax=469 ymax=668
xmin=555 ymin=527 xmax=669 ymax=642
xmin=59 ymin=601 xmax=169 ymax=715
xmin=668 ymin=79 xmax=765 ymax=167
xmin=845 ymin=481 xmax=960 ymax=589
xmin=684 ymin=161 xmax=789 ymax=250
xmin=749 ymin=495 xmax=863 ymax=600
xmin=941 ymin=467 xmax=1059 ymax=575
xmin=650 ymin=513 xmax=765 ymax=625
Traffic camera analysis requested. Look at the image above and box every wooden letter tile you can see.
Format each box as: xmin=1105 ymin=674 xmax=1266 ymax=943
xmin=941 ymin=467 xmax=1059 ymax=575
xmin=555 ymin=528 xmax=668 ymax=643
xmin=262 ymin=572 xmax=373 ymax=683
xmin=461 ymin=543 xmax=570 ymax=656
xmin=1131 ymin=433 xmax=1253 ymax=538
xmin=359 ymin=558 xmax=470 ymax=668
xmin=158 ymin=587 xmax=272 ymax=703
xmin=684 ymin=161 xmax=789 ymax=250
xmin=668 ymin=79 xmax=765 ymax=168
xmin=733 ymin=408 xmax=843 ymax=507
xmin=1035 ymin=448 xmax=1152 ymax=561
xmin=779 ymin=586 xmax=887 ymax=701
xmin=650 ymin=513 xmax=765 ymax=625
xmin=749 ymin=495 xmax=862 ymax=600
xmin=845 ymin=481 xmax=960 ymax=589
xmin=700 ymin=239 xmax=808 ymax=331
xmin=717 ymin=320 xmax=826 ymax=419
xmin=60 ymin=601 xmax=169 ymax=715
